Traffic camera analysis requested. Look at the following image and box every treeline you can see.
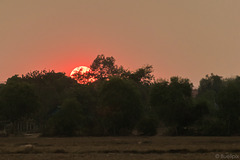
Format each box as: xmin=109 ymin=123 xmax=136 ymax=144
xmin=0 ymin=55 xmax=240 ymax=136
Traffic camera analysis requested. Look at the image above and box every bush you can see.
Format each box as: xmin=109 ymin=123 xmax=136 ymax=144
xmin=136 ymin=116 xmax=159 ymax=136
xmin=43 ymin=98 xmax=83 ymax=136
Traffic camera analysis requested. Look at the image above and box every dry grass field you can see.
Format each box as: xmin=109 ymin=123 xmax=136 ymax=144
xmin=0 ymin=136 xmax=240 ymax=160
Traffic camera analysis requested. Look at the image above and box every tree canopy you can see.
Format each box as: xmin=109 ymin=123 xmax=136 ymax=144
xmin=1 ymin=55 xmax=240 ymax=136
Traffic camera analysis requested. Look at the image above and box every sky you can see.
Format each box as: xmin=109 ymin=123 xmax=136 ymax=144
xmin=1 ymin=0 xmax=240 ymax=87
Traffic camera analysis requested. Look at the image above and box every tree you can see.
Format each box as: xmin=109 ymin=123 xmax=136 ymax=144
xmin=151 ymin=77 xmax=194 ymax=135
xmin=136 ymin=114 xmax=159 ymax=136
xmin=90 ymin=54 xmax=127 ymax=81
xmin=71 ymin=54 xmax=128 ymax=83
xmin=71 ymin=55 xmax=155 ymax=87
xmin=217 ymin=77 xmax=240 ymax=135
xmin=0 ymin=76 xmax=39 ymax=122
xmin=197 ymin=74 xmax=223 ymax=115
xmin=69 ymin=84 xmax=99 ymax=135
xmin=129 ymin=65 xmax=154 ymax=85
xmin=21 ymin=70 xmax=77 ymax=125
xmin=44 ymin=98 xmax=83 ymax=136
xmin=98 ymin=77 xmax=143 ymax=135
xmin=198 ymin=73 xmax=223 ymax=95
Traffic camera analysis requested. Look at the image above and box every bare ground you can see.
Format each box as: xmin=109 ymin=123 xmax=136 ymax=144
xmin=0 ymin=136 xmax=240 ymax=160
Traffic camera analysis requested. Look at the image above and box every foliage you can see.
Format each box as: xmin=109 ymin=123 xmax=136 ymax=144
xmin=72 ymin=54 xmax=154 ymax=85
xmin=0 ymin=76 xmax=39 ymax=122
xmin=2 ymin=55 xmax=240 ymax=136
xmin=129 ymin=65 xmax=154 ymax=85
xmin=136 ymin=114 xmax=159 ymax=136
xmin=69 ymin=84 xmax=99 ymax=135
xmin=198 ymin=73 xmax=223 ymax=96
xmin=151 ymin=77 xmax=194 ymax=135
xmin=22 ymin=70 xmax=77 ymax=124
xmin=44 ymin=98 xmax=83 ymax=136
xmin=90 ymin=54 xmax=126 ymax=80
xmin=192 ymin=99 xmax=209 ymax=121
xmin=194 ymin=75 xmax=240 ymax=136
xmin=216 ymin=77 xmax=240 ymax=135
xmin=98 ymin=77 xmax=143 ymax=135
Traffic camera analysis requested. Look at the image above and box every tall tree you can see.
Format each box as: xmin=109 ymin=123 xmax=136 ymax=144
xmin=90 ymin=54 xmax=127 ymax=81
xmin=72 ymin=55 xmax=154 ymax=86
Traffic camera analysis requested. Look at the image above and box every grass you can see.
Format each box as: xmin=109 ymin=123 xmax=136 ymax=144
xmin=0 ymin=136 xmax=240 ymax=160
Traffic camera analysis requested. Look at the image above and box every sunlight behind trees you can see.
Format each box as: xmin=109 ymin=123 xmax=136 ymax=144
xmin=1 ymin=55 xmax=240 ymax=136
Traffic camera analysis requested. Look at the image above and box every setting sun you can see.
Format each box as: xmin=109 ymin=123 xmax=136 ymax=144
xmin=70 ymin=66 xmax=90 ymax=78
xmin=70 ymin=66 xmax=95 ymax=84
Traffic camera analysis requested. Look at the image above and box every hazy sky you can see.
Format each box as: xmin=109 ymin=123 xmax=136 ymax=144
xmin=1 ymin=0 xmax=240 ymax=87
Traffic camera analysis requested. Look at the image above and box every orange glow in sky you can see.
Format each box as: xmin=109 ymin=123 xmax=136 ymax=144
xmin=1 ymin=1 xmax=240 ymax=87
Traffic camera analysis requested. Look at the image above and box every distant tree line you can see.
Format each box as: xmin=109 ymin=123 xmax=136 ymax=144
xmin=0 ymin=55 xmax=240 ymax=136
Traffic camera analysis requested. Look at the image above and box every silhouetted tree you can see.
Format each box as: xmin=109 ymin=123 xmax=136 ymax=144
xmin=21 ymin=70 xmax=77 ymax=126
xmin=193 ymin=73 xmax=224 ymax=135
xmin=90 ymin=54 xmax=127 ymax=80
xmin=0 ymin=76 xmax=39 ymax=122
xmin=129 ymin=65 xmax=154 ymax=85
xmin=72 ymin=55 xmax=154 ymax=86
xmin=44 ymin=98 xmax=83 ymax=136
xmin=68 ymin=84 xmax=99 ymax=135
xmin=136 ymin=113 xmax=159 ymax=136
xmin=98 ymin=77 xmax=143 ymax=135
xmin=217 ymin=77 xmax=240 ymax=135
xmin=198 ymin=73 xmax=223 ymax=96
xmin=5 ymin=58 xmax=240 ymax=137
xmin=151 ymin=77 xmax=194 ymax=135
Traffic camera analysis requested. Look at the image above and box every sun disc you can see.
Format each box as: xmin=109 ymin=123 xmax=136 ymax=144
xmin=70 ymin=66 xmax=90 ymax=78
xmin=70 ymin=66 xmax=95 ymax=84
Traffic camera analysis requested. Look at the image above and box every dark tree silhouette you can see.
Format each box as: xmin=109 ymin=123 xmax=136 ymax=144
xmin=129 ymin=65 xmax=154 ymax=85
xmin=72 ymin=54 xmax=154 ymax=85
xmin=198 ymin=73 xmax=223 ymax=95
xmin=0 ymin=76 xmax=39 ymax=122
xmin=151 ymin=77 xmax=194 ymax=135
xmin=217 ymin=77 xmax=240 ymax=135
xmin=98 ymin=77 xmax=143 ymax=135
xmin=44 ymin=98 xmax=83 ymax=136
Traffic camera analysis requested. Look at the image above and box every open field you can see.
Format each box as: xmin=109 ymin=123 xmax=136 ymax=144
xmin=0 ymin=136 xmax=240 ymax=160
